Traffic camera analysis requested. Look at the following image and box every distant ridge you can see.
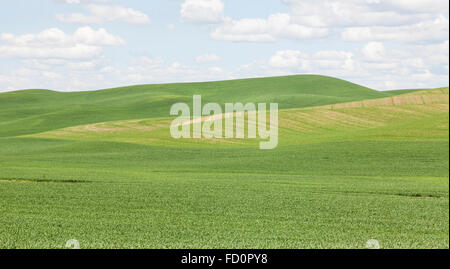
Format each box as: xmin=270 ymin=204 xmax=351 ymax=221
xmin=0 ymin=75 xmax=434 ymax=137
xmin=29 ymin=87 xmax=449 ymax=147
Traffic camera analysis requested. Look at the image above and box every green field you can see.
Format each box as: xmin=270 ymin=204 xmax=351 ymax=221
xmin=0 ymin=75 xmax=448 ymax=249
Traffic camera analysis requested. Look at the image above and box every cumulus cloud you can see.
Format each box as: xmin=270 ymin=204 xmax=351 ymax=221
xmin=195 ymin=54 xmax=221 ymax=63
xmin=1 ymin=0 xmax=448 ymax=92
xmin=0 ymin=45 xmax=102 ymax=59
xmin=2 ymin=40 xmax=448 ymax=91
xmin=412 ymin=40 xmax=449 ymax=66
xmin=267 ymin=49 xmax=356 ymax=73
xmin=207 ymin=0 xmax=448 ymax=44
xmin=0 ymin=56 xmax=118 ymax=91
xmin=57 ymin=4 xmax=150 ymax=24
xmin=358 ymin=41 xmax=448 ymax=76
xmin=0 ymin=27 xmax=124 ymax=59
xmin=278 ymin=0 xmax=450 ymax=45
xmin=382 ymin=0 xmax=449 ymax=13
xmin=342 ymin=15 xmax=449 ymax=43
xmin=122 ymin=56 xmax=229 ymax=84
xmin=237 ymin=42 xmax=448 ymax=90
xmin=361 ymin=42 xmax=386 ymax=61
xmin=58 ymin=0 xmax=110 ymax=3
xmin=284 ymin=0 xmax=437 ymax=27
xmin=269 ymin=50 xmax=304 ymax=68
xmin=73 ymin=26 xmax=125 ymax=46
xmin=181 ymin=0 xmax=225 ymax=23
xmin=211 ymin=13 xmax=328 ymax=42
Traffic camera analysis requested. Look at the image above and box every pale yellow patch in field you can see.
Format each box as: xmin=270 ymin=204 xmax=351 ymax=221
xmin=315 ymin=89 xmax=449 ymax=110
xmin=44 ymin=118 xmax=173 ymax=138
xmin=27 ymin=88 xmax=449 ymax=146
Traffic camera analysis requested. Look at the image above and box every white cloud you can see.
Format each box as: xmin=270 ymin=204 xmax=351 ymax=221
xmin=211 ymin=13 xmax=328 ymax=42
xmin=42 ymin=71 xmax=63 ymax=80
xmin=123 ymin=56 xmax=228 ymax=84
xmin=211 ymin=18 xmax=276 ymax=42
xmin=311 ymin=51 xmax=356 ymax=71
xmin=411 ymin=41 xmax=449 ymax=65
xmin=357 ymin=41 xmax=448 ymax=84
xmin=0 ymin=27 xmax=123 ymax=59
xmin=66 ymin=60 xmax=97 ymax=70
xmin=278 ymin=0 xmax=449 ymax=44
xmin=57 ymin=0 xmax=110 ymax=3
xmin=57 ymin=4 xmax=150 ymax=24
xmin=206 ymin=0 xmax=448 ymax=44
xmin=209 ymin=66 xmax=223 ymax=73
xmin=382 ymin=0 xmax=449 ymax=13
xmin=195 ymin=54 xmax=221 ymax=63
xmin=181 ymin=0 xmax=225 ymax=23
xmin=1 ymin=41 xmax=448 ymax=92
xmin=100 ymin=66 xmax=116 ymax=73
xmin=249 ymin=49 xmax=357 ymax=78
xmin=283 ymin=0 xmax=443 ymax=27
xmin=1 ymin=28 xmax=71 ymax=46
xmin=269 ymin=50 xmax=304 ymax=68
xmin=342 ymin=16 xmax=449 ymax=43
xmin=1 ymin=0 xmax=448 ymax=92
xmin=73 ymin=26 xmax=125 ymax=46
xmin=361 ymin=42 xmax=386 ymax=61
xmin=239 ymin=43 xmax=448 ymax=90
xmin=0 ymin=44 xmax=101 ymax=59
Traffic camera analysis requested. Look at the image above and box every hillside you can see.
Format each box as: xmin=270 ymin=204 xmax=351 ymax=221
xmin=0 ymin=76 xmax=448 ymax=249
xmin=29 ymin=88 xmax=449 ymax=147
xmin=0 ymin=75 xmax=399 ymax=137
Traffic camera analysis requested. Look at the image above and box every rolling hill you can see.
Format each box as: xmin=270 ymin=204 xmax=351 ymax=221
xmin=27 ymin=88 xmax=448 ymax=147
xmin=0 ymin=75 xmax=448 ymax=249
xmin=0 ymin=75 xmax=401 ymax=137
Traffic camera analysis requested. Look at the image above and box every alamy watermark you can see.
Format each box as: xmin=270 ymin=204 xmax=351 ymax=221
xmin=365 ymin=239 xmax=381 ymax=249
xmin=65 ymin=239 xmax=80 ymax=249
xmin=170 ymin=95 xmax=279 ymax=150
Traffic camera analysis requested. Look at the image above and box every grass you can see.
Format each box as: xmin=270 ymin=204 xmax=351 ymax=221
xmin=0 ymin=75 xmax=448 ymax=249
xmin=29 ymin=88 xmax=449 ymax=147
xmin=0 ymin=75 xmax=392 ymax=138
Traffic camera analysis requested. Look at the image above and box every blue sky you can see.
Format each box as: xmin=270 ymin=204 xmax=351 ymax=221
xmin=0 ymin=0 xmax=448 ymax=91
